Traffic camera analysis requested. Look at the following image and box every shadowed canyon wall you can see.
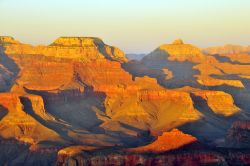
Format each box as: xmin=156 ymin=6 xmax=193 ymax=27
xmin=0 ymin=36 xmax=250 ymax=165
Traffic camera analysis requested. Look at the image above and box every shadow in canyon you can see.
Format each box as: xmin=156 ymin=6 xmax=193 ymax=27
xmin=180 ymin=95 xmax=229 ymax=134
xmin=24 ymin=86 xmax=106 ymax=132
xmin=118 ymin=122 xmax=153 ymax=146
xmin=0 ymin=45 xmax=20 ymax=92
xmin=122 ymin=48 xmax=201 ymax=89
xmin=179 ymin=93 xmax=246 ymax=145
xmin=24 ymin=86 xmax=150 ymax=147
xmin=94 ymin=40 xmax=123 ymax=62
xmin=19 ymin=96 xmax=75 ymax=144
xmin=0 ymin=105 xmax=8 ymax=121
xmin=211 ymin=84 xmax=250 ymax=115
xmin=122 ymin=48 xmax=250 ymax=145
xmin=211 ymin=54 xmax=250 ymax=65
xmin=0 ymin=136 xmax=57 ymax=166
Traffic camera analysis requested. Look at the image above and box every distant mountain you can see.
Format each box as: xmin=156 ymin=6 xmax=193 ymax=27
xmin=203 ymin=44 xmax=250 ymax=55
xmin=126 ymin=53 xmax=146 ymax=60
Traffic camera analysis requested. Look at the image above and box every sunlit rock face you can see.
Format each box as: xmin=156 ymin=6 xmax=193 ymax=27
xmin=0 ymin=93 xmax=63 ymax=144
xmin=56 ymin=128 xmax=250 ymax=166
xmin=159 ymin=39 xmax=207 ymax=62
xmin=0 ymin=36 xmax=204 ymax=139
xmin=127 ymin=129 xmax=198 ymax=153
xmin=124 ymin=39 xmax=250 ymax=141
xmin=0 ymin=36 xmax=20 ymax=45
xmin=174 ymin=86 xmax=240 ymax=117
xmin=203 ymin=44 xmax=250 ymax=55
xmin=3 ymin=37 xmax=127 ymax=62
xmin=133 ymin=39 xmax=250 ymax=97
xmin=138 ymin=39 xmax=250 ymax=88
xmin=0 ymin=36 xmax=250 ymax=165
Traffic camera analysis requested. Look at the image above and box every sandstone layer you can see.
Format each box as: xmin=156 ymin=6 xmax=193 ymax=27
xmin=0 ymin=36 xmax=250 ymax=165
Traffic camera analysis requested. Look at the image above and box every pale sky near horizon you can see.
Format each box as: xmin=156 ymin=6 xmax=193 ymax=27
xmin=0 ymin=0 xmax=250 ymax=53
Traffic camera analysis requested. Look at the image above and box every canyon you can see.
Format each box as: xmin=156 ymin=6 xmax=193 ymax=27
xmin=0 ymin=36 xmax=250 ymax=165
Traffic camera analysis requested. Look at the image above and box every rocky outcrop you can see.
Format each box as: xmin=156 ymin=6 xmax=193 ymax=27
xmin=175 ymin=87 xmax=240 ymax=117
xmin=127 ymin=129 xmax=197 ymax=153
xmin=0 ymin=36 xmax=20 ymax=45
xmin=57 ymin=152 xmax=229 ymax=166
xmin=172 ymin=39 xmax=184 ymax=45
xmin=3 ymin=37 xmax=127 ymax=62
xmin=140 ymin=40 xmax=250 ymax=88
xmin=158 ymin=39 xmax=208 ymax=62
xmin=0 ymin=37 xmax=244 ymax=143
xmin=1 ymin=36 xmax=250 ymax=165
xmin=57 ymin=146 xmax=99 ymax=164
xmin=0 ymin=93 xmax=62 ymax=144
xmin=125 ymin=40 xmax=248 ymax=143
xmin=57 ymin=145 xmax=250 ymax=166
xmin=0 ymin=37 xmax=203 ymax=145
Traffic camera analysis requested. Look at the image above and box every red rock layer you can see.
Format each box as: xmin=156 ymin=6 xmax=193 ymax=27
xmin=143 ymin=39 xmax=250 ymax=88
xmin=204 ymin=44 xmax=250 ymax=55
xmin=0 ymin=36 xmax=202 ymax=143
xmin=56 ymin=151 xmax=228 ymax=166
xmin=0 ymin=93 xmax=62 ymax=144
xmin=127 ymin=129 xmax=197 ymax=153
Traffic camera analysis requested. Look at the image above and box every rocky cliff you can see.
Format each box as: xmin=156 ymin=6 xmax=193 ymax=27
xmin=56 ymin=145 xmax=250 ymax=166
xmin=204 ymin=44 xmax=250 ymax=55
xmin=0 ymin=36 xmax=250 ymax=165
xmin=127 ymin=129 xmax=198 ymax=153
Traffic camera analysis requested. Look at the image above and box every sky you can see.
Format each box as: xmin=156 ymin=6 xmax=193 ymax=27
xmin=0 ymin=0 xmax=250 ymax=53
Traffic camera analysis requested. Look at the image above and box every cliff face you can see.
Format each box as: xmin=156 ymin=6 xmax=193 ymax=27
xmin=0 ymin=36 xmax=20 ymax=45
xmin=0 ymin=37 xmax=19 ymax=91
xmin=158 ymin=39 xmax=207 ymax=63
xmin=56 ymin=146 xmax=250 ymax=166
xmin=0 ymin=93 xmax=63 ymax=144
xmin=124 ymin=39 xmax=250 ymax=142
xmin=140 ymin=39 xmax=250 ymax=88
xmin=0 ymin=64 xmax=13 ymax=91
xmin=175 ymin=87 xmax=240 ymax=117
xmin=4 ymin=37 xmax=127 ymax=62
xmin=57 ymin=151 xmax=228 ymax=166
xmin=1 ymin=37 xmax=205 ymax=138
xmin=127 ymin=129 xmax=197 ymax=153
xmin=1 ymin=36 xmax=250 ymax=165
xmin=203 ymin=44 xmax=250 ymax=55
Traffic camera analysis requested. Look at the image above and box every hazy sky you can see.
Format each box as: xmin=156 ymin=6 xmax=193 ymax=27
xmin=0 ymin=0 xmax=250 ymax=53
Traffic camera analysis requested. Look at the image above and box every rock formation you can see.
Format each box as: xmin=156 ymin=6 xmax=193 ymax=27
xmin=204 ymin=44 xmax=250 ymax=55
xmin=0 ymin=36 xmax=250 ymax=165
xmin=0 ymin=93 xmax=64 ymax=144
xmin=127 ymin=129 xmax=197 ymax=153
xmin=138 ymin=39 xmax=250 ymax=88
xmin=124 ymin=39 xmax=250 ymax=141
